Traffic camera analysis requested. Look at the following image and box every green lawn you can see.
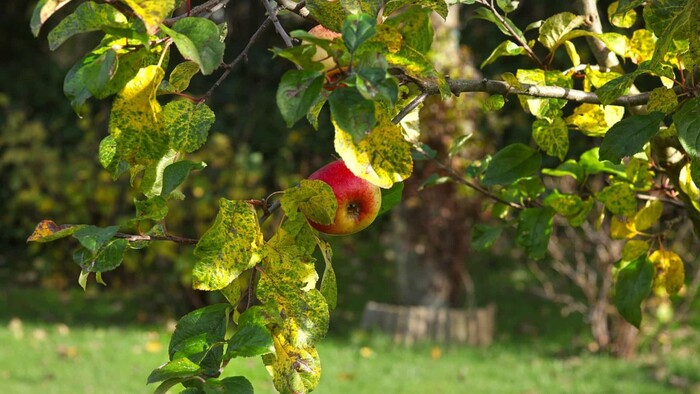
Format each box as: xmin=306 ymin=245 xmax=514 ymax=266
xmin=1 ymin=287 xmax=697 ymax=393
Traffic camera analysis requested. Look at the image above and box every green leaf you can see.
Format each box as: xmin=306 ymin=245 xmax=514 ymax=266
xmin=483 ymin=95 xmax=505 ymax=111
xmin=542 ymin=160 xmax=583 ymax=181
xmin=596 ymin=71 xmax=641 ymax=105
xmin=73 ymin=238 xmax=129 ymax=273
xmin=225 ymin=306 xmax=274 ymax=359
xmin=281 ymin=180 xmax=338 ymax=226
xmin=334 ymin=119 xmax=413 ymax=189
xmin=27 ymin=220 xmax=85 ymax=243
xmin=471 ymin=224 xmax=503 ymax=251
xmin=472 ymin=7 xmax=524 ymax=41
xmin=532 ymin=116 xmax=569 ymax=161
xmin=164 ymin=100 xmax=215 ymax=153
xmin=622 ymin=240 xmax=650 ymax=262
xmin=384 ymin=0 xmax=449 ymax=20
xmin=193 ymin=199 xmax=264 ymax=291
xmin=305 ymin=0 xmax=348 ymax=32
xmin=147 ymin=357 xmax=204 ymax=384
xmin=579 ymin=148 xmax=626 ymax=178
xmin=47 ymin=2 xmax=127 ymax=50
xmin=673 ymin=97 xmax=700 ymax=160
xmin=202 ymin=377 xmax=254 ymax=394
xmin=599 ymin=112 xmax=664 ymax=163
xmin=343 ymin=13 xmax=377 ymax=53
xmin=647 ymin=87 xmax=679 ymax=115
xmin=544 ymin=190 xmax=583 ymax=217
xmin=108 ymin=65 xmax=170 ymax=167
xmin=317 ymin=238 xmax=338 ymax=311
xmin=614 ymin=256 xmax=653 ymax=328
xmin=276 ymin=69 xmax=325 ymax=128
xmin=516 ymin=207 xmax=554 ymax=260
xmin=161 ymin=160 xmax=207 ymax=197
xmin=123 ymin=0 xmax=176 ymax=35
xmin=537 ymin=12 xmax=586 ymax=50
xmin=169 ymin=304 xmax=231 ymax=374
xmin=384 ymin=6 xmax=433 ymax=54
xmin=597 ymin=183 xmax=637 ymax=216
xmin=140 ymin=150 xmax=178 ymax=198
xmin=161 ymin=17 xmax=225 ymax=75
xmin=378 ymin=182 xmax=403 ymax=216
xmin=481 ymin=40 xmax=527 ymax=68
xmin=78 ymin=269 xmax=90 ymax=291
xmin=72 ymin=225 xmax=120 ymax=253
xmin=329 ymin=88 xmax=377 ymax=142
xmin=134 ymin=196 xmax=168 ymax=221
xmin=481 ymin=143 xmax=541 ymax=186
xmin=31 ymin=0 xmax=73 ymax=36
xmin=161 ymin=61 xmax=201 ymax=94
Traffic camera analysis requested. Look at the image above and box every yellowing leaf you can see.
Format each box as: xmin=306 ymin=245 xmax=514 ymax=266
xmin=622 ymin=240 xmax=650 ymax=261
xmin=626 ymin=29 xmax=656 ymax=64
xmin=281 ymin=181 xmax=337 ymax=226
xmin=648 ymin=87 xmax=679 ymax=115
xmin=27 ymin=220 xmax=85 ymax=243
xmin=597 ymin=183 xmax=637 ymax=216
xmin=584 ymin=66 xmax=622 ymax=90
xmin=608 ymin=1 xmax=637 ymax=28
xmin=192 ymin=199 xmax=264 ymax=291
xmin=610 ymin=216 xmax=637 ymax=239
xmin=334 ymin=120 xmax=412 ymax=189
xmin=532 ymin=116 xmax=569 ymax=160
xmin=678 ymin=162 xmax=700 ymax=212
xmin=566 ymin=103 xmax=624 ymax=137
xmin=633 ymin=200 xmax=663 ymax=232
xmin=108 ymin=65 xmax=170 ymax=167
xmin=263 ymin=332 xmax=321 ymax=394
xmin=649 ymin=250 xmax=685 ymax=295
xmin=122 ymin=0 xmax=176 ymax=35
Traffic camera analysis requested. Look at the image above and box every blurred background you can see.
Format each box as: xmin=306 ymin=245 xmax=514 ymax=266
xmin=1 ymin=1 xmax=699 ymax=393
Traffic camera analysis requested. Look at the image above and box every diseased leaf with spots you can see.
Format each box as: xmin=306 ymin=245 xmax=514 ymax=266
xmin=31 ymin=0 xmax=74 ymax=36
xmin=28 ymin=220 xmax=86 ymax=243
xmin=537 ymin=12 xmax=587 ymax=51
xmin=140 ymin=150 xmax=178 ymax=198
xmin=281 ymin=180 xmax=338 ymax=226
xmin=384 ymin=6 xmax=433 ymax=54
xmin=192 ymin=199 xmax=264 ymax=291
xmin=329 ymin=88 xmax=377 ymax=142
xmin=649 ymin=250 xmax=685 ymax=295
xmin=305 ymin=0 xmax=347 ymax=32
xmin=47 ymin=2 xmax=131 ymax=50
xmin=482 ymin=143 xmax=541 ymax=186
xmin=316 ymin=238 xmax=338 ymax=311
xmin=516 ymin=207 xmax=554 ymax=260
xmin=262 ymin=335 xmax=321 ymax=394
xmin=108 ymin=65 xmax=170 ymax=167
xmin=565 ymin=103 xmax=624 ymax=137
xmin=647 ymin=87 xmax=678 ymax=115
xmin=544 ymin=191 xmax=583 ymax=217
xmin=596 ymin=183 xmax=637 ymax=216
xmin=614 ymin=256 xmax=653 ymax=328
xmin=161 ymin=17 xmax=225 ymax=75
xmin=608 ymin=1 xmax=637 ymax=28
xmin=596 ymin=70 xmax=641 ymax=105
xmin=599 ymin=111 xmax=663 ymax=163
xmin=164 ymin=100 xmax=215 ymax=153
xmin=134 ymin=196 xmax=168 ymax=221
xmin=516 ymin=69 xmax=571 ymax=119
xmin=160 ymin=61 xmax=200 ymax=94
xmin=532 ymin=116 xmax=569 ymax=160
xmin=122 ymin=0 xmax=176 ymax=35
xmin=384 ymin=0 xmax=449 ymax=20
xmin=334 ymin=119 xmax=413 ymax=189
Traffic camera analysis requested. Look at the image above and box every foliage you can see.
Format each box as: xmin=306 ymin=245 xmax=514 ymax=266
xmin=25 ymin=0 xmax=700 ymax=392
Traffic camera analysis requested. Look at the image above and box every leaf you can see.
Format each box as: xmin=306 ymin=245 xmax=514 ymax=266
xmin=160 ymin=61 xmax=201 ymax=94
xmin=27 ymin=220 xmax=85 ymax=243
xmin=481 ymin=40 xmax=527 ymax=68
xmin=596 ymin=70 xmax=640 ymax=105
xmin=634 ymin=200 xmax=663 ymax=232
xmin=627 ymin=29 xmax=656 ymax=65
xmin=578 ymin=148 xmax=626 ymax=178
xmin=122 ymin=0 xmax=176 ymax=35
xmin=164 ymin=100 xmax=215 ymax=153
xmin=565 ymin=103 xmax=625 ymax=137
xmin=161 ymin=17 xmax=225 ymax=75
xmin=516 ymin=69 xmax=571 ymax=119
xmin=316 ymin=238 xmax=338 ymax=311
xmin=378 ymin=182 xmax=403 ymax=216
xmin=542 ymin=160 xmax=583 ymax=181
xmin=384 ymin=6 xmax=433 ymax=54
xmin=203 ymin=377 xmax=254 ymax=394
xmin=647 ymin=87 xmax=679 ymax=115
xmin=305 ymin=0 xmax=348 ymax=32
xmin=225 ymin=306 xmax=275 ymax=359
xmin=622 ymin=240 xmax=650 ymax=262
xmin=276 ymin=69 xmax=325 ymax=128
xmin=543 ymin=190 xmax=583 ymax=217
xmin=343 ymin=13 xmax=377 ymax=53
xmin=383 ymin=0 xmax=449 ymax=20
xmin=140 ymin=150 xmax=178 ymax=198
xmin=72 ymin=225 xmax=120 ymax=253
xmin=73 ymin=239 xmax=129 ymax=273
xmin=263 ymin=338 xmax=321 ymax=394
xmin=329 ymin=88 xmax=377 ymax=142
xmin=471 ymin=224 xmax=503 ymax=251
xmin=220 ymin=271 xmax=251 ymax=306
xmin=472 ymin=7 xmax=524 ymax=42
xmin=673 ymin=97 xmax=700 ymax=161
xmin=281 ymin=180 xmax=338 ymax=226
xmin=169 ymin=304 xmax=231 ymax=374
xmin=614 ymin=256 xmax=653 ymax=328
xmin=481 ymin=143 xmax=541 ymax=186
xmin=334 ymin=119 xmax=413 ymax=189
xmin=147 ymin=357 xmax=204 ymax=384
xmin=649 ymin=250 xmax=685 ymax=295
xmin=134 ymin=196 xmax=169 ymax=221
xmin=537 ymin=12 xmax=586 ymax=51
xmin=516 ymin=207 xmax=554 ymax=260
xmin=596 ymin=183 xmax=637 ymax=216
xmin=532 ymin=116 xmax=569 ymax=160
xmin=193 ymin=199 xmax=264 ymax=291
xmin=47 ymin=2 xmax=127 ymax=50
xmin=31 ymin=0 xmax=73 ymax=36
xmin=108 ymin=65 xmax=170 ymax=167
xmin=161 ymin=160 xmax=207 ymax=197
xmin=608 ymin=1 xmax=637 ymax=28
xmin=611 ymin=216 xmax=637 ymax=239
xmin=599 ymin=112 xmax=664 ymax=163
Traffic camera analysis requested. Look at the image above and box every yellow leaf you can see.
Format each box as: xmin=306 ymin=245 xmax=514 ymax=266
xmin=263 ymin=331 xmax=321 ymax=394
xmin=649 ymin=250 xmax=685 ymax=295
xmin=633 ymin=200 xmax=663 ymax=232
xmin=334 ymin=120 xmax=413 ymax=189
xmin=622 ymin=239 xmax=649 ymax=261
xmin=122 ymin=0 xmax=175 ymax=35
xmin=679 ymin=162 xmax=700 ymax=212
xmin=608 ymin=1 xmax=637 ymax=28
xmin=626 ymin=29 xmax=656 ymax=64
xmin=610 ymin=216 xmax=637 ymax=239
xmin=566 ymin=103 xmax=624 ymax=137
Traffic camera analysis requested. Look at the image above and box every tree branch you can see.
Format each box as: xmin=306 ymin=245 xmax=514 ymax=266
xmin=164 ymin=0 xmax=231 ymax=25
xmin=419 ymin=77 xmax=681 ymax=106
xmin=114 ymin=232 xmax=199 ymax=244
xmin=275 ymin=0 xmax=311 ymax=19
xmin=261 ymin=0 xmax=293 ymax=47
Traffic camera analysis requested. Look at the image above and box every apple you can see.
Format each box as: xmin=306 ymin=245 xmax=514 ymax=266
xmin=307 ymin=160 xmax=382 ymax=235
xmin=307 ymin=24 xmax=342 ymax=72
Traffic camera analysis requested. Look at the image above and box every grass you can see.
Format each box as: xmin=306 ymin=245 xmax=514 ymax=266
xmin=1 ymin=286 xmax=698 ymax=393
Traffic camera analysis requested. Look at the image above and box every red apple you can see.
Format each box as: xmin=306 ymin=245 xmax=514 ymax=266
xmin=307 ymin=160 xmax=382 ymax=235
xmin=307 ymin=25 xmax=342 ymax=71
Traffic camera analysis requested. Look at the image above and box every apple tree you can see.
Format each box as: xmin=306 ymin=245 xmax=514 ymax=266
xmin=26 ymin=0 xmax=700 ymax=391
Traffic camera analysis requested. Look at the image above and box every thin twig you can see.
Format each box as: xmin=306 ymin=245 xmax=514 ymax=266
xmin=259 ymin=200 xmax=282 ymax=225
xmin=114 ymin=232 xmax=199 ymax=244
xmin=275 ymin=0 xmax=311 ymax=18
xmin=391 ymin=92 xmax=428 ymax=124
xmin=261 ymin=0 xmax=294 ymax=47
xmin=164 ymin=0 xmax=231 ymax=26
xmin=199 ymin=17 xmax=274 ymax=103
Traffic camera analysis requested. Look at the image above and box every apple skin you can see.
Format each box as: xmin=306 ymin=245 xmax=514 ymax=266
xmin=307 ymin=160 xmax=382 ymax=235
xmin=307 ymin=25 xmax=341 ymax=72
